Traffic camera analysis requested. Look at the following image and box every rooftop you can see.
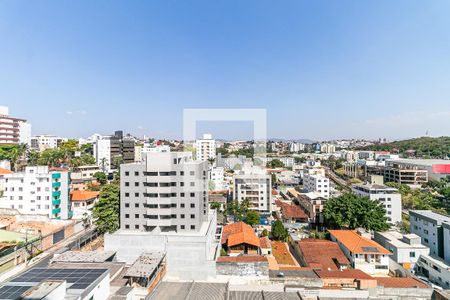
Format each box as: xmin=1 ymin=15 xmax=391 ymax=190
xmin=70 ymin=190 xmax=100 ymax=201
xmin=376 ymin=277 xmax=429 ymax=288
xmin=51 ymin=251 xmax=116 ymax=263
xmin=388 ymin=158 xmax=450 ymax=166
xmin=375 ymin=231 xmax=428 ymax=249
xmin=221 ymin=222 xmax=260 ymax=247
xmin=259 ymin=236 xmax=271 ymax=249
xmin=216 ymin=256 xmax=267 ymax=263
xmin=125 ymin=252 xmax=165 ymax=278
xmin=275 ymin=200 xmax=308 ymax=220
xmin=315 ymin=269 xmax=374 ymax=280
xmin=329 ymin=230 xmax=391 ymax=255
xmin=410 ymin=210 xmax=450 ymax=225
xmin=297 ymin=239 xmax=350 ymax=271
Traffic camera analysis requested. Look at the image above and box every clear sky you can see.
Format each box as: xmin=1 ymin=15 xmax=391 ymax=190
xmin=1 ymin=0 xmax=449 ymax=141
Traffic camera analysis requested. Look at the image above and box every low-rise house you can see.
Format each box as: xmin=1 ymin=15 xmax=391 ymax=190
xmin=70 ymin=190 xmax=100 ymax=219
xmin=294 ymin=239 xmax=350 ymax=271
xmin=275 ymin=200 xmax=308 ymax=223
xmin=221 ymin=222 xmax=260 ymax=256
xmin=71 ymin=165 xmax=101 ymax=182
xmin=296 ymin=192 xmax=327 ymax=226
xmin=374 ymin=231 xmax=430 ymax=272
xmin=315 ymin=269 xmax=377 ymax=290
xmin=259 ymin=236 xmax=272 ymax=255
xmin=329 ymin=230 xmax=392 ymax=276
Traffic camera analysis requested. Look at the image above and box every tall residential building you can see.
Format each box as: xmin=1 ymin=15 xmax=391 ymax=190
xmin=233 ymin=167 xmax=272 ymax=214
xmin=0 ymin=106 xmax=31 ymax=146
xmin=31 ymin=135 xmax=66 ymax=151
xmin=320 ymin=143 xmax=336 ymax=154
xmin=120 ymin=152 xmax=209 ymax=232
xmin=195 ymin=133 xmax=216 ymax=161
xmin=209 ymin=166 xmax=225 ymax=191
xmin=94 ymin=130 xmax=135 ymax=171
xmin=303 ymin=174 xmax=330 ymax=199
xmin=352 ymin=176 xmax=402 ymax=224
xmin=409 ymin=210 xmax=450 ymax=262
xmin=0 ymin=166 xmax=72 ymax=219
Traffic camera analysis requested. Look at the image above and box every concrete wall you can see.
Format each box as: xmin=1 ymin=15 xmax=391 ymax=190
xmin=216 ymin=261 xmax=268 ymax=277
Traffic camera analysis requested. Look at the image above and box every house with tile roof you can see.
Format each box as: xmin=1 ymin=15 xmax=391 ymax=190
xmin=259 ymin=236 xmax=272 ymax=255
xmin=275 ymin=200 xmax=308 ymax=223
xmin=221 ymin=222 xmax=260 ymax=255
xmin=329 ymin=229 xmax=392 ymax=276
xmin=70 ymin=190 xmax=99 ymax=219
xmin=315 ymin=269 xmax=377 ymax=289
xmin=294 ymin=239 xmax=350 ymax=271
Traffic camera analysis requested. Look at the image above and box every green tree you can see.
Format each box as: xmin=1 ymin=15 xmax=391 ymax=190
xmin=210 ymin=202 xmax=221 ymax=210
xmin=323 ymin=193 xmax=389 ymax=231
xmin=267 ymin=159 xmax=284 ymax=168
xmin=27 ymin=149 xmax=41 ymax=166
xmin=94 ymin=172 xmax=108 ymax=185
xmin=271 ymin=220 xmax=288 ymax=241
xmin=92 ymin=184 xmax=120 ymax=234
xmin=111 ymin=155 xmax=124 ymax=170
xmin=245 ymin=211 xmax=260 ymax=226
xmin=261 ymin=229 xmax=269 ymax=237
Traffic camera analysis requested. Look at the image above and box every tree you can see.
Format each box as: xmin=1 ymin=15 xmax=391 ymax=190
xmin=261 ymin=229 xmax=269 ymax=237
xmin=92 ymin=184 xmax=120 ymax=234
xmin=271 ymin=220 xmax=288 ymax=241
xmin=267 ymin=159 xmax=284 ymax=168
xmin=27 ymin=150 xmax=40 ymax=166
xmin=245 ymin=211 xmax=260 ymax=226
xmin=210 ymin=202 xmax=221 ymax=210
xmin=94 ymin=172 xmax=108 ymax=185
xmin=322 ymin=193 xmax=389 ymax=231
xmin=111 ymin=155 xmax=124 ymax=170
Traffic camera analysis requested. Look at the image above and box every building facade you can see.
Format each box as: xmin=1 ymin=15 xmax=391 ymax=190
xmin=195 ymin=134 xmax=216 ymax=161
xmin=120 ymin=152 xmax=209 ymax=233
xmin=209 ymin=166 xmax=225 ymax=191
xmin=352 ymin=183 xmax=402 ymax=224
xmin=94 ymin=131 xmax=135 ymax=171
xmin=0 ymin=106 xmax=31 ymax=146
xmin=31 ymin=135 xmax=66 ymax=151
xmin=303 ymin=174 xmax=330 ymax=199
xmin=233 ymin=171 xmax=272 ymax=214
xmin=1 ymin=166 xmax=72 ymax=219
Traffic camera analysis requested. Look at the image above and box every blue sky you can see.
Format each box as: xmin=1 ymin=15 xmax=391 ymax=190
xmin=1 ymin=0 xmax=450 ymax=141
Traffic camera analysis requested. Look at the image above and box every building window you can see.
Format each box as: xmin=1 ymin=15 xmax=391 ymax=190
xmin=190 ymin=203 xmax=195 ymax=208
xmin=125 ymin=203 xmax=130 ymax=208
xmin=191 ymin=225 xmax=195 ymax=230
xmin=135 ymin=182 xmax=139 ymax=187
xmin=135 ymin=193 xmax=139 ymax=197
xmin=181 ymin=203 xmax=185 ymax=208
xmin=181 ymin=214 xmax=185 ymax=219
xmin=181 ymin=225 xmax=185 ymax=229
xmin=135 ymin=203 xmax=139 ymax=208
xmin=125 ymin=172 xmax=129 ymax=176
xmin=135 ymin=214 xmax=139 ymax=218
xmin=125 ymin=214 xmax=130 ymax=218
xmin=135 ymin=171 xmax=139 ymax=176
xmin=190 ymin=182 xmax=195 ymax=187
xmin=125 ymin=193 xmax=130 ymax=197
xmin=181 ymin=193 xmax=185 ymax=197
xmin=190 ymin=193 xmax=195 ymax=197
xmin=135 ymin=225 xmax=139 ymax=229
xmin=190 ymin=171 xmax=195 ymax=176
xmin=180 ymin=171 xmax=184 ymax=175
xmin=410 ymin=252 xmax=416 ymax=258
xmin=190 ymin=214 xmax=195 ymax=219
xmin=125 ymin=225 xmax=130 ymax=229
xmin=125 ymin=182 xmax=130 ymax=187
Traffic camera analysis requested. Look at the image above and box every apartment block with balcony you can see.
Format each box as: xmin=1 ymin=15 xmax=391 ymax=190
xmin=0 ymin=166 xmax=72 ymax=219
xmin=0 ymin=106 xmax=31 ymax=146
xmin=195 ymin=133 xmax=216 ymax=161
xmin=120 ymin=152 xmax=209 ymax=233
xmin=94 ymin=130 xmax=135 ymax=171
xmin=233 ymin=170 xmax=272 ymax=214
xmin=303 ymin=174 xmax=330 ymax=199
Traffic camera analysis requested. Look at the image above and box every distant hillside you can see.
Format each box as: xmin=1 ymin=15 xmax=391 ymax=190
xmin=358 ymin=136 xmax=450 ymax=159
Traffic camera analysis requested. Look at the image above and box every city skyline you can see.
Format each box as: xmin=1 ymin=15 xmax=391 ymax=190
xmin=1 ymin=1 xmax=450 ymax=140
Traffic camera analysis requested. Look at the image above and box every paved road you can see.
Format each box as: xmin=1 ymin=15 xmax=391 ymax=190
xmin=325 ymin=167 xmax=351 ymax=191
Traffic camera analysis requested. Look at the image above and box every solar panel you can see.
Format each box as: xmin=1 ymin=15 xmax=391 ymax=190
xmin=362 ymin=246 xmax=379 ymax=252
xmin=0 ymin=285 xmax=31 ymax=299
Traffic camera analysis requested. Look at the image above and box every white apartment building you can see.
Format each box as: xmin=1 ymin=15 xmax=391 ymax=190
xmin=374 ymin=231 xmax=430 ymax=272
xmin=289 ymin=142 xmax=305 ymax=153
xmin=416 ymin=254 xmax=450 ymax=289
xmin=352 ymin=183 xmax=402 ymax=224
xmin=0 ymin=166 xmax=72 ymax=219
xmin=410 ymin=210 xmax=450 ymax=262
xmin=233 ymin=167 xmax=272 ymax=214
xmin=120 ymin=152 xmax=209 ymax=233
xmin=71 ymin=165 xmax=101 ymax=182
xmin=303 ymin=174 xmax=330 ymax=199
xmin=320 ymin=143 xmax=336 ymax=154
xmin=31 ymin=135 xmax=66 ymax=151
xmin=94 ymin=138 xmax=112 ymax=171
xmin=195 ymin=134 xmax=216 ymax=161
xmin=330 ymin=229 xmax=392 ymax=276
xmin=0 ymin=106 xmax=31 ymax=146
xmin=209 ymin=166 xmax=225 ymax=191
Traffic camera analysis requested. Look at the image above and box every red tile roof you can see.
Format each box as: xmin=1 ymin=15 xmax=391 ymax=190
xmin=259 ymin=237 xmax=272 ymax=249
xmin=71 ymin=190 xmax=100 ymax=201
xmin=328 ymin=230 xmax=391 ymax=255
xmin=49 ymin=167 xmax=69 ymax=172
xmin=376 ymin=277 xmax=429 ymax=288
xmin=0 ymin=168 xmax=12 ymax=175
xmin=217 ymin=256 xmax=267 ymax=263
xmin=316 ymin=269 xmax=374 ymax=280
xmin=298 ymin=239 xmax=350 ymax=271
xmin=275 ymin=200 xmax=307 ymax=220
xmin=221 ymin=222 xmax=260 ymax=248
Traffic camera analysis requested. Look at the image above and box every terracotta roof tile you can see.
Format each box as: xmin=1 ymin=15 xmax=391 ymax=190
xmin=328 ymin=230 xmax=391 ymax=255
xmin=259 ymin=237 xmax=272 ymax=249
xmin=376 ymin=277 xmax=429 ymax=288
xmin=49 ymin=167 xmax=69 ymax=172
xmin=298 ymin=239 xmax=350 ymax=271
xmin=316 ymin=269 xmax=374 ymax=280
xmin=217 ymin=256 xmax=267 ymax=263
xmin=221 ymin=222 xmax=260 ymax=248
xmin=70 ymin=190 xmax=100 ymax=201
xmin=0 ymin=168 xmax=12 ymax=175
xmin=275 ymin=200 xmax=308 ymax=220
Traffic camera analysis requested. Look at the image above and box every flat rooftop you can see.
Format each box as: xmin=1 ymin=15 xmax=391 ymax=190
xmin=376 ymin=231 xmax=428 ymax=249
xmin=388 ymin=159 xmax=450 ymax=166
xmin=51 ymin=251 xmax=116 ymax=263
xmin=410 ymin=210 xmax=450 ymax=225
xmin=125 ymin=252 xmax=165 ymax=278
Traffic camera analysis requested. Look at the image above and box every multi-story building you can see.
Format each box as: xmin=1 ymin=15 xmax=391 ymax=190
xmin=94 ymin=131 xmax=135 ymax=171
xmin=352 ymin=176 xmax=402 ymax=224
xmin=30 ymin=135 xmax=66 ymax=151
xmin=366 ymin=161 xmax=428 ymax=185
xmin=209 ymin=166 xmax=224 ymax=191
xmin=289 ymin=142 xmax=305 ymax=153
xmin=374 ymin=231 xmax=430 ymax=272
xmin=329 ymin=229 xmax=392 ymax=276
xmin=384 ymin=159 xmax=450 ymax=181
xmin=409 ymin=210 xmax=450 ymax=261
xmin=120 ymin=152 xmax=209 ymax=233
xmin=320 ymin=143 xmax=336 ymax=154
xmin=70 ymin=165 xmax=101 ymax=182
xmin=0 ymin=106 xmax=31 ymax=146
xmin=195 ymin=134 xmax=216 ymax=161
xmin=303 ymin=174 xmax=329 ymax=199
xmin=233 ymin=168 xmax=272 ymax=214
xmin=416 ymin=254 xmax=450 ymax=289
xmin=296 ymin=192 xmax=327 ymax=225
xmin=0 ymin=166 xmax=72 ymax=219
